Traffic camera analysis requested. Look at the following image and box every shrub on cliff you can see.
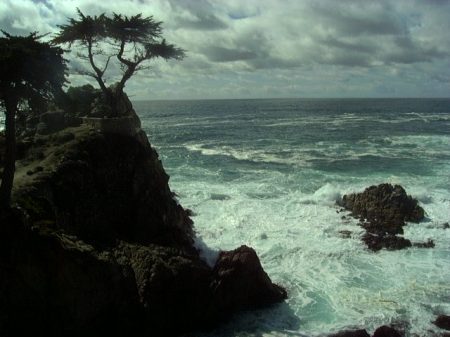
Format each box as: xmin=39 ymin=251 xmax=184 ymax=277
xmin=55 ymin=84 xmax=102 ymax=117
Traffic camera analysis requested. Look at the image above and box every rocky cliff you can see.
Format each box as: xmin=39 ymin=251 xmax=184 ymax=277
xmin=0 ymin=124 xmax=286 ymax=336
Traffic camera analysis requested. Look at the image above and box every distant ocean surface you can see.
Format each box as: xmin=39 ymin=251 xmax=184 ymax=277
xmin=138 ymin=98 xmax=449 ymax=336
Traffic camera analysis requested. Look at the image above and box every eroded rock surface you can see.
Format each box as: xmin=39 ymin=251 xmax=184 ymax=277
xmin=372 ymin=325 xmax=403 ymax=337
xmin=338 ymin=184 xmax=433 ymax=251
xmin=0 ymin=124 xmax=286 ymax=336
xmin=340 ymin=183 xmax=424 ymax=234
xmin=328 ymin=329 xmax=371 ymax=337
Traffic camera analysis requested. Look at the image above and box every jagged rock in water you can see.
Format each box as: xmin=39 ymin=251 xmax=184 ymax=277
xmin=339 ymin=183 xmax=424 ymax=233
xmin=435 ymin=315 xmax=450 ymax=330
xmin=338 ymin=184 xmax=430 ymax=251
xmin=327 ymin=329 xmax=370 ymax=337
xmin=372 ymin=325 xmax=403 ymax=337
xmin=211 ymin=245 xmax=287 ymax=313
xmin=412 ymin=239 xmax=435 ymax=248
xmin=362 ymin=232 xmax=412 ymax=251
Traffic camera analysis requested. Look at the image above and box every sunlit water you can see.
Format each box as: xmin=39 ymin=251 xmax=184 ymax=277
xmin=135 ymin=99 xmax=450 ymax=337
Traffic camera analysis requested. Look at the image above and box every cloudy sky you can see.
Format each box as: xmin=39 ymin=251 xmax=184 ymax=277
xmin=1 ymin=0 xmax=450 ymax=99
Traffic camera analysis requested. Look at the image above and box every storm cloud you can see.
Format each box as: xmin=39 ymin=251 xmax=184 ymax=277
xmin=1 ymin=0 xmax=449 ymax=99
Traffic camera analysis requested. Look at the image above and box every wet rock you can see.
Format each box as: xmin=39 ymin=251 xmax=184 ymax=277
xmin=327 ymin=329 xmax=370 ymax=337
xmin=362 ymin=233 xmax=412 ymax=251
xmin=412 ymin=239 xmax=435 ymax=248
xmin=434 ymin=315 xmax=450 ymax=330
xmin=338 ymin=230 xmax=352 ymax=239
xmin=340 ymin=183 xmax=424 ymax=229
xmin=339 ymin=184 xmax=427 ymax=251
xmin=372 ymin=325 xmax=403 ymax=337
xmin=212 ymin=245 xmax=287 ymax=312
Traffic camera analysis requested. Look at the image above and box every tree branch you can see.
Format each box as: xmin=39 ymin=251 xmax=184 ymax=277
xmin=87 ymin=38 xmax=107 ymax=93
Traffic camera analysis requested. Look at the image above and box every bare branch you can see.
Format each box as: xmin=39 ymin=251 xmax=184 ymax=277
xmin=101 ymin=55 xmax=113 ymax=75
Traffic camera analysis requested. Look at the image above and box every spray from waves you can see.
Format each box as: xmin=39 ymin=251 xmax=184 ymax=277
xmin=171 ymin=156 xmax=450 ymax=336
xmin=180 ymin=179 xmax=450 ymax=336
xmin=139 ymin=98 xmax=450 ymax=337
xmin=194 ymin=237 xmax=219 ymax=267
xmin=0 ymin=114 xmax=4 ymax=131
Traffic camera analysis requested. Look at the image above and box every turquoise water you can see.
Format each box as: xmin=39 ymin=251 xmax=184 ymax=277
xmin=135 ymin=99 xmax=450 ymax=337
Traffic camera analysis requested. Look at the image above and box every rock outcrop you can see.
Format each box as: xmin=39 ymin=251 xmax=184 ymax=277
xmin=338 ymin=184 xmax=432 ymax=251
xmin=0 ymin=124 xmax=286 ymax=336
xmin=372 ymin=325 xmax=402 ymax=337
xmin=326 ymin=325 xmax=404 ymax=337
xmin=212 ymin=245 xmax=287 ymax=313
xmin=328 ymin=329 xmax=371 ymax=337
xmin=435 ymin=315 xmax=450 ymax=331
xmin=340 ymin=184 xmax=424 ymax=233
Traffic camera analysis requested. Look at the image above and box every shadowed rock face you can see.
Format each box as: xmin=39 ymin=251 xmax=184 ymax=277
xmin=338 ymin=184 xmax=430 ymax=251
xmin=212 ymin=245 xmax=287 ymax=312
xmin=361 ymin=232 xmax=412 ymax=251
xmin=372 ymin=325 xmax=403 ymax=337
xmin=328 ymin=329 xmax=370 ymax=337
xmin=0 ymin=125 xmax=286 ymax=337
xmin=435 ymin=315 xmax=450 ymax=330
xmin=13 ymin=128 xmax=195 ymax=252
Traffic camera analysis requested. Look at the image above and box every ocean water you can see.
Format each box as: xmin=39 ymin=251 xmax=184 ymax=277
xmin=136 ymin=98 xmax=450 ymax=337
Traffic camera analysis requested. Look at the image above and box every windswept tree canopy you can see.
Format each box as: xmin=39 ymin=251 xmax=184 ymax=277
xmin=0 ymin=31 xmax=67 ymax=102
xmin=53 ymin=9 xmax=185 ymax=106
xmin=0 ymin=31 xmax=67 ymax=208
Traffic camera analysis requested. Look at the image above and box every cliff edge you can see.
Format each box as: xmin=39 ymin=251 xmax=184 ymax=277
xmin=0 ymin=124 xmax=286 ymax=336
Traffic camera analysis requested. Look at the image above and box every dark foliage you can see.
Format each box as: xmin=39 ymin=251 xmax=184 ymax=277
xmin=55 ymin=84 xmax=102 ymax=116
xmin=0 ymin=31 xmax=67 ymax=208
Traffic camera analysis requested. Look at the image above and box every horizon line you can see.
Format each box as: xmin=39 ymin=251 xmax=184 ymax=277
xmin=131 ymin=96 xmax=450 ymax=102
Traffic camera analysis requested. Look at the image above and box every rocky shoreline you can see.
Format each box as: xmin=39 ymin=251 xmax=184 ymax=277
xmin=0 ymin=113 xmax=448 ymax=336
xmin=0 ymin=123 xmax=286 ymax=336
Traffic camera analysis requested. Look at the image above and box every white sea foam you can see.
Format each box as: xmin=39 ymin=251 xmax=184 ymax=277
xmin=193 ymin=236 xmax=219 ymax=267
xmin=173 ymin=173 xmax=450 ymax=337
xmin=184 ymin=143 xmax=315 ymax=167
xmin=141 ymin=99 xmax=450 ymax=337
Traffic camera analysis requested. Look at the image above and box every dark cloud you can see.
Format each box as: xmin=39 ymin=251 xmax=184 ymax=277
xmin=203 ymin=46 xmax=256 ymax=62
xmin=174 ymin=13 xmax=228 ymax=31
xmin=320 ymin=37 xmax=377 ymax=54
xmin=1 ymin=0 xmax=449 ymax=98
xmin=311 ymin=2 xmax=407 ymax=36
xmin=167 ymin=0 xmax=228 ymax=30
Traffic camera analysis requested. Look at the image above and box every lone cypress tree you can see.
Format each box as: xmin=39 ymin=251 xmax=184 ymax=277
xmin=0 ymin=31 xmax=67 ymax=208
xmin=53 ymin=9 xmax=185 ymax=116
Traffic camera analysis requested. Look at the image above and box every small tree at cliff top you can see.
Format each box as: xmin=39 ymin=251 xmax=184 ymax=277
xmin=0 ymin=31 xmax=67 ymax=208
xmin=53 ymin=9 xmax=185 ymax=116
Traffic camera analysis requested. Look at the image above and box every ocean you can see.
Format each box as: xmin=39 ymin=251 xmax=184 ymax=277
xmin=134 ymin=99 xmax=447 ymax=335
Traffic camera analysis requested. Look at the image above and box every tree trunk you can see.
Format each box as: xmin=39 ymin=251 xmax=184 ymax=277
xmin=0 ymin=95 xmax=18 ymax=209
